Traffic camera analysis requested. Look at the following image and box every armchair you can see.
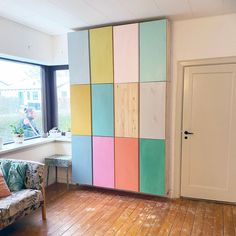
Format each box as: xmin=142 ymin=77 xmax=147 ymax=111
xmin=0 ymin=159 xmax=46 ymax=230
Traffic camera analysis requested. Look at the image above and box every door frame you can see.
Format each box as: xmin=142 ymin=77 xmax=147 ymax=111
xmin=173 ymin=56 xmax=236 ymax=198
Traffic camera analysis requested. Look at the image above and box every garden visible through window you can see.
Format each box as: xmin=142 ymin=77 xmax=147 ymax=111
xmin=56 ymin=70 xmax=71 ymax=132
xmin=0 ymin=59 xmax=43 ymax=143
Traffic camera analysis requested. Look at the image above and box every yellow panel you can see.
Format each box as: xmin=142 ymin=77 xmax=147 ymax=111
xmin=90 ymin=26 xmax=113 ymax=84
xmin=70 ymin=85 xmax=91 ymax=135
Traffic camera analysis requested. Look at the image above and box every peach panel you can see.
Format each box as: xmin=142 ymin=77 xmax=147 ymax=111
xmin=115 ymin=137 xmax=139 ymax=191
xmin=113 ymin=23 xmax=139 ymax=83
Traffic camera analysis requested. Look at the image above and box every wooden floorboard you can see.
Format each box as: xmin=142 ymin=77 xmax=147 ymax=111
xmin=0 ymin=183 xmax=235 ymax=236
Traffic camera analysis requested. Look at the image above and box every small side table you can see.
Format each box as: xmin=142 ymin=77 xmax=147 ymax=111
xmin=45 ymin=154 xmax=72 ymax=190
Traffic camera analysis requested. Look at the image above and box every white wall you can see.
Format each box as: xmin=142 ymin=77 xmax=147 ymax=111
xmin=52 ymin=34 xmax=68 ymax=65
xmin=0 ymin=17 xmax=53 ymax=65
xmin=170 ymin=13 xmax=236 ymax=197
xmin=0 ymin=17 xmax=68 ymax=65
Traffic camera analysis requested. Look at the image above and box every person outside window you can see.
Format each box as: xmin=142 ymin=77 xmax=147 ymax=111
xmin=17 ymin=107 xmax=40 ymax=138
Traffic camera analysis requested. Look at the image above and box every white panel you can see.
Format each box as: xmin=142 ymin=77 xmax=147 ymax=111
xmin=189 ymin=0 xmax=223 ymax=16
xmin=81 ymin=0 xmax=135 ymax=22
xmin=0 ymin=0 xmax=236 ymax=35
xmin=118 ymin=0 xmax=162 ymax=18
xmin=223 ymin=0 xmax=236 ymax=13
xmin=0 ymin=0 xmax=86 ymax=35
xmin=140 ymin=82 xmax=166 ymax=139
xmin=154 ymin=0 xmax=192 ymax=17
xmin=50 ymin=0 xmax=109 ymax=25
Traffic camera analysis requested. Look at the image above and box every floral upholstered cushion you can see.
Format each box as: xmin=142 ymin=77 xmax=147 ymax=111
xmin=6 ymin=163 xmax=27 ymax=192
xmin=0 ymin=161 xmax=11 ymax=182
xmin=0 ymin=169 xmax=11 ymax=198
xmin=0 ymin=189 xmax=43 ymax=220
xmin=0 ymin=159 xmax=44 ymax=191
xmin=25 ymin=162 xmax=44 ymax=191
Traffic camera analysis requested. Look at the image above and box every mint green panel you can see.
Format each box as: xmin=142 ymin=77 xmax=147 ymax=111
xmin=140 ymin=138 xmax=166 ymax=195
xmin=140 ymin=20 xmax=167 ymax=82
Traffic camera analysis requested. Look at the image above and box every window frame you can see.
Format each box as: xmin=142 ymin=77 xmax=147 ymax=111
xmin=53 ymin=66 xmax=70 ymax=131
xmin=42 ymin=65 xmax=69 ymax=133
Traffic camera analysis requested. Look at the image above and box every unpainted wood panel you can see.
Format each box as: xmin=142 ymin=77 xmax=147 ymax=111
xmin=92 ymin=84 xmax=114 ymax=136
xmin=140 ymin=138 xmax=166 ymax=195
xmin=140 ymin=82 xmax=166 ymax=139
xmin=115 ymin=83 xmax=139 ymax=138
xmin=68 ymin=31 xmax=90 ymax=84
xmin=72 ymin=135 xmax=92 ymax=185
xmin=90 ymin=26 xmax=113 ymax=84
xmin=93 ymin=136 xmax=114 ymax=188
xmin=115 ymin=137 xmax=139 ymax=192
xmin=113 ymin=23 xmax=139 ymax=83
xmin=140 ymin=19 xmax=167 ymax=82
xmin=70 ymin=85 xmax=91 ymax=135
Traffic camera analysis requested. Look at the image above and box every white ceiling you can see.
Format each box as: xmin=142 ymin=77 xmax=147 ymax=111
xmin=0 ymin=0 xmax=235 ymax=35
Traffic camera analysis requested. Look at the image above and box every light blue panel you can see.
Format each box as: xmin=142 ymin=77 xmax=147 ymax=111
xmin=140 ymin=20 xmax=167 ymax=82
xmin=92 ymin=84 xmax=114 ymax=136
xmin=68 ymin=31 xmax=90 ymax=84
xmin=72 ymin=135 xmax=92 ymax=185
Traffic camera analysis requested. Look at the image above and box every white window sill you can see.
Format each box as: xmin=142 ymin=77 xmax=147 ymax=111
xmin=0 ymin=136 xmax=71 ymax=155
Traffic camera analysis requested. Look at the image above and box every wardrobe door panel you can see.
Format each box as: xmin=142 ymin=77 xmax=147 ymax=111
xmin=115 ymin=83 xmax=139 ymax=138
xmin=140 ymin=138 xmax=166 ymax=195
xmin=72 ymin=135 xmax=92 ymax=185
xmin=140 ymin=82 xmax=166 ymax=139
xmin=70 ymin=85 xmax=91 ymax=135
xmin=68 ymin=31 xmax=90 ymax=84
xmin=92 ymin=84 xmax=114 ymax=136
xmin=90 ymin=26 xmax=113 ymax=84
xmin=115 ymin=137 xmax=139 ymax=192
xmin=140 ymin=20 xmax=167 ymax=82
xmin=93 ymin=136 xmax=114 ymax=188
xmin=113 ymin=23 xmax=139 ymax=83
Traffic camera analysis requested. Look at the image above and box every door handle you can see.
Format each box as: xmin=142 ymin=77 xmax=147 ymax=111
xmin=184 ymin=131 xmax=194 ymax=135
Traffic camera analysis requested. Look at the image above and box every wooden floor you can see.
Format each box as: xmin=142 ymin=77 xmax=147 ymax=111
xmin=1 ymin=183 xmax=235 ymax=236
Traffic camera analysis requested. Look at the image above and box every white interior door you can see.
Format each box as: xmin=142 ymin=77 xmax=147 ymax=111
xmin=181 ymin=64 xmax=236 ymax=203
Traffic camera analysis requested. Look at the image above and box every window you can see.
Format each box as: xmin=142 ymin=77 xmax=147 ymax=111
xmin=0 ymin=59 xmax=43 ymax=143
xmin=32 ymin=91 xmax=39 ymax=100
xmin=55 ymin=70 xmax=71 ymax=132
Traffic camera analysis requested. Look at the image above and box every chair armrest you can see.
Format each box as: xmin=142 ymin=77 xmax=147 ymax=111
xmin=24 ymin=161 xmax=45 ymax=191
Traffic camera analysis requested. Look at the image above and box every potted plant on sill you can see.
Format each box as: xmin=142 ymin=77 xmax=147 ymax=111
xmin=10 ymin=125 xmax=24 ymax=144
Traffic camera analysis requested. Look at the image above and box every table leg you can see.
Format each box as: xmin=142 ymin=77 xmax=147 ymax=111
xmin=47 ymin=166 xmax=50 ymax=187
xmin=67 ymin=167 xmax=69 ymax=191
xmin=55 ymin=166 xmax=57 ymax=184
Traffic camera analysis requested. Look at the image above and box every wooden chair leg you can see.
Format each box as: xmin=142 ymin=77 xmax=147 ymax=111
xmin=41 ymin=187 xmax=46 ymax=221
xmin=67 ymin=167 xmax=69 ymax=191
xmin=47 ymin=166 xmax=50 ymax=187
xmin=42 ymin=203 xmax=46 ymax=220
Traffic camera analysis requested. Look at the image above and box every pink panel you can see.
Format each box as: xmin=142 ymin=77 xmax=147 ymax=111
xmin=93 ymin=136 xmax=114 ymax=188
xmin=114 ymin=23 xmax=139 ymax=83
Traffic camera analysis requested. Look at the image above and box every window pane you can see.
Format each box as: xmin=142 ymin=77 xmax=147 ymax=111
xmin=0 ymin=59 xmax=43 ymax=143
xmin=56 ymin=70 xmax=71 ymax=132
